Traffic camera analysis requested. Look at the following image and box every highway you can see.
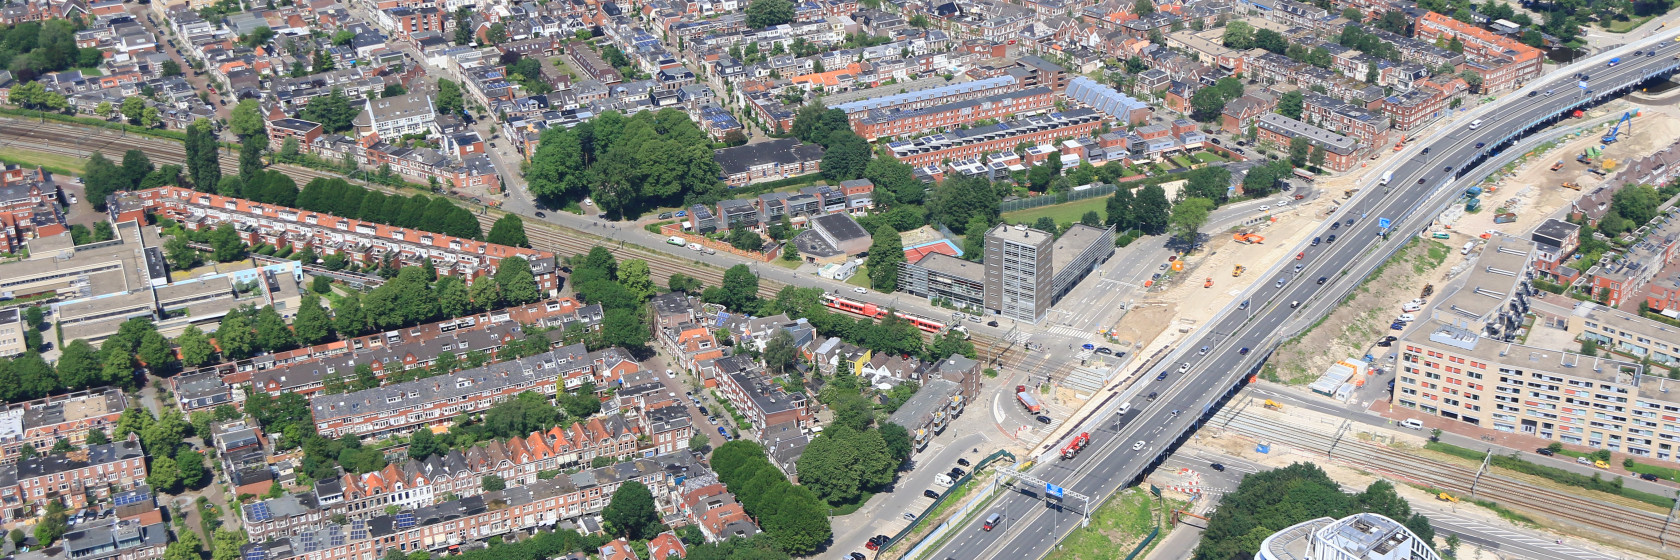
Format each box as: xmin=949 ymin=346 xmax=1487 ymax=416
xmin=918 ymin=30 xmax=1680 ymax=560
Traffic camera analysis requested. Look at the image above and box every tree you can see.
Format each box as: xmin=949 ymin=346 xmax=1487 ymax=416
xmin=436 ymin=79 xmax=465 ymax=118
xmin=603 ymin=480 xmax=663 ymax=540
xmin=729 ymin=227 xmax=764 ymax=252
xmin=162 ymin=528 xmax=201 ymax=560
xmin=1254 ymin=29 xmax=1287 ymax=53
xmin=1169 ymin=197 xmax=1215 ymax=244
xmin=719 ymin=264 xmax=760 ymax=313
xmin=689 ymin=433 xmax=711 ymax=453
xmin=796 ymin=425 xmax=896 ymax=505
xmin=1309 ymin=145 xmax=1327 ymax=169
xmin=864 ymin=225 xmax=904 ymax=292
xmin=211 ymin=530 xmax=247 ymax=560
xmin=454 ymin=6 xmax=475 ymax=45
xmin=208 ymin=223 xmax=247 ymax=262
xmin=176 ymin=326 xmax=216 ymax=368
xmin=138 ymin=331 xmax=178 ymax=375
xmin=486 ymin=22 xmax=507 ymax=45
xmin=186 ymin=118 xmax=222 ymax=191
xmin=120 ymin=96 xmax=147 ymax=125
xmin=408 ymin=427 xmax=444 ymax=460
xmin=1288 ymin=137 xmax=1311 ymax=168
xmin=34 ymin=507 xmax=67 ymax=546
xmin=494 ymin=256 xmax=542 ymax=305
xmin=176 ymin=447 xmax=207 ymax=488
xmin=161 ymin=59 xmax=182 ymax=77
xmin=1132 ymin=184 xmax=1171 ymax=235
xmin=56 ymin=339 xmax=103 ymax=390
xmin=120 ymin=149 xmax=153 ymax=190
xmin=293 ymin=295 xmax=335 ymax=346
xmin=819 ymin=131 xmax=870 ymax=181
xmin=147 ymin=454 xmax=180 ymax=492
xmin=229 ymin=99 xmax=266 ymax=138
xmin=1277 ymin=90 xmax=1304 ymax=120
xmin=763 ymin=330 xmax=800 ymax=374
xmin=486 ymin=214 xmax=530 ymax=247
xmin=1133 ymin=0 xmax=1154 ymax=16
xmin=1222 ymin=20 xmax=1254 ymax=49
xmin=746 ymin=0 xmax=794 ymax=28
xmin=239 ymin=137 xmax=266 ymax=181
xmin=481 ymin=474 xmax=506 ymax=492
xmin=879 ymin=422 xmax=912 ymax=464
xmin=82 ymin=151 xmax=123 ymax=211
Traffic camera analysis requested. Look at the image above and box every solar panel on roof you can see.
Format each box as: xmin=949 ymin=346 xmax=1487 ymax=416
xmin=114 ymin=492 xmax=147 ymax=506
xmin=395 ymin=512 xmax=416 ymax=529
xmin=330 ymin=533 xmax=345 ymax=547
xmin=244 ymin=546 xmax=265 ymax=560
xmin=248 ymin=503 xmax=272 ymax=522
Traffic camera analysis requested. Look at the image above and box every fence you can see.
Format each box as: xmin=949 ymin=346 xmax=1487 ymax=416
xmin=895 ymin=449 xmax=1016 ymax=559
xmin=999 ymin=184 xmax=1118 ymax=214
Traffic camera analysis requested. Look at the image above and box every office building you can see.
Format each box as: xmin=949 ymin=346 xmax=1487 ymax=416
xmin=985 ymin=224 xmax=1054 ymax=323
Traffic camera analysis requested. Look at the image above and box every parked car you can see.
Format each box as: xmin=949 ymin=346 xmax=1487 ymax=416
xmin=1095 ymin=347 xmax=1113 ymax=355
xmin=658 ymin=212 xmax=673 ymax=219
xmin=922 ymin=490 xmax=940 ymax=499
xmin=957 ymin=458 xmax=971 ymax=467
xmin=697 ymin=406 xmax=709 ymax=416
xmin=949 ymin=467 xmax=966 ymax=478
xmin=1639 ymin=473 xmax=1660 ymax=482
xmin=1535 ymin=448 xmax=1555 ymax=456
xmin=718 ymin=427 xmax=731 ymax=440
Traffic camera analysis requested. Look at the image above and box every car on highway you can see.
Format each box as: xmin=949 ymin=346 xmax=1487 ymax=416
xmin=1296 ymin=252 xmax=1304 ymax=260
xmin=1312 ymin=237 xmax=1320 ymax=246
xmin=1276 ymin=278 xmax=1286 ymax=288
xmin=1527 ymin=91 xmax=1537 ymax=97
xmin=1330 ymin=221 xmax=1340 ymax=230
xmin=1475 ymin=142 xmax=1485 ymax=149
xmin=1418 ymin=177 xmax=1426 ymax=184
xmin=1198 ymin=345 xmax=1209 ymax=355
xmin=1326 ymin=234 xmax=1337 ymax=243
xmin=1293 ymin=264 xmax=1303 ymax=272
xmin=1443 ymin=166 xmax=1453 ymax=172
xmin=1132 ymin=440 xmax=1146 ymax=451
xmin=1156 ymin=371 xmax=1169 ymax=381
xmin=1210 ymin=463 xmax=1225 ymax=471
xmin=923 ymin=490 xmax=940 ymax=499
xmin=957 ymin=458 xmax=971 ymax=467
xmin=1238 ymin=347 xmax=1250 ymax=355
xmin=1317 ymin=276 xmax=1328 ymax=285
xmin=1178 ymin=362 xmax=1191 ymax=373
xmin=1422 ymin=147 xmax=1430 ymax=155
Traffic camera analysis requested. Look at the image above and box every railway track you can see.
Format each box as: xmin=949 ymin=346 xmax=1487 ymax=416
xmin=0 ymin=118 xmax=1039 ymax=365
xmin=1213 ymin=407 xmax=1673 ymax=547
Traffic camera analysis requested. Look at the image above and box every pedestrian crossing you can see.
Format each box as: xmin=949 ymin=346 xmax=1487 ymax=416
xmin=1424 ymin=509 xmax=1617 ymax=560
xmin=1043 ymin=325 xmax=1089 ymax=339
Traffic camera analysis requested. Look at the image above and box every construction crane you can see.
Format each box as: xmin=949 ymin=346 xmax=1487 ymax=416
xmin=1602 ymin=111 xmax=1634 ymax=143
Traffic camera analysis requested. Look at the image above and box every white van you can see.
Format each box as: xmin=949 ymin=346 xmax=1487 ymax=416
xmin=1461 ymin=241 xmax=1476 ymax=255
xmin=1468 ymin=119 xmax=1483 ymax=130
xmin=1400 ymin=418 xmax=1425 ymax=430
xmin=1116 ymin=402 xmax=1132 ymax=415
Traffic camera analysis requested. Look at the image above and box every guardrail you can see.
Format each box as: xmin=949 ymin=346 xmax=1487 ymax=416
xmin=898 ymin=449 xmax=1017 ymax=559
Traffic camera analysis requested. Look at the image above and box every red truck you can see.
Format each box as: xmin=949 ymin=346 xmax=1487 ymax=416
xmin=1061 ymin=432 xmax=1090 ymax=460
xmin=1016 ymin=390 xmax=1042 ymax=414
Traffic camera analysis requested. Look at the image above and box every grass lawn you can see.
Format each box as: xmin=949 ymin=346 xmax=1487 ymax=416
xmin=1170 ymin=155 xmax=1195 ymax=168
xmin=1194 ymin=152 xmax=1225 ymax=163
xmin=1001 ymin=196 xmax=1108 ymax=227
xmin=1043 ymin=487 xmax=1183 ymax=560
xmin=828 ymin=490 xmax=875 ymax=516
xmin=0 ymin=147 xmax=88 ymax=175
xmin=772 ymin=256 xmax=802 ymax=269
xmin=1153 ymin=162 xmax=1176 ymax=174
xmin=846 ymin=267 xmax=872 ymax=288
xmin=1604 ymin=15 xmax=1655 ymax=33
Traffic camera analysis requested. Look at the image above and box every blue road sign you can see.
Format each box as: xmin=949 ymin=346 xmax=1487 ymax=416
xmin=1378 ymin=217 xmax=1391 ymax=229
xmin=1046 ymin=483 xmax=1065 ymax=499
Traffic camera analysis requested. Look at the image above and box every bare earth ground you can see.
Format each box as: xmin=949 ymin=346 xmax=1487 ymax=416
xmin=1265 ymin=238 xmax=1455 ymax=384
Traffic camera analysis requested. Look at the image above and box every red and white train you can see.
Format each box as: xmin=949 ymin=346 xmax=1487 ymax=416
xmin=819 ymin=293 xmax=964 ymax=336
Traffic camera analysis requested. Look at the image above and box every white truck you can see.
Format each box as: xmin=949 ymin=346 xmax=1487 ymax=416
xmin=1379 ymin=170 xmax=1393 ymax=186
xmin=667 ymin=236 xmax=684 ymax=246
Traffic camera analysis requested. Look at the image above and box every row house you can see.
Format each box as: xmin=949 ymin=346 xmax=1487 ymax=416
xmin=108 ymin=187 xmax=553 ymax=291
xmin=659 ymin=322 xmax=726 ymax=376
xmin=377 ymin=7 xmax=444 ymax=42
xmin=184 ymin=298 xmax=587 ymax=394
xmin=1238 ymin=0 xmax=1333 ymax=31
xmin=1366 ymin=26 xmax=1465 ymax=71
xmin=852 ymin=86 xmax=1056 ymax=141
xmin=243 ymin=455 xmax=709 ymax=559
xmin=0 ymin=388 xmax=125 ymax=466
xmin=1380 ymin=87 xmax=1450 ymax=131
xmin=884 ymin=108 xmax=1106 ymax=167
xmin=831 ymin=74 xmax=1027 ymax=123
xmin=1302 ymin=94 xmax=1391 ymax=147
xmin=676 ymin=473 xmax=758 ymax=542
xmin=249 ymin=319 xmax=531 ymax=397
xmin=333 ymin=416 xmax=640 ymax=520
xmin=1588 ymin=216 xmax=1680 ymax=308
xmin=712 ymin=137 xmax=825 ymax=187
xmin=308 ymin=351 xmax=565 ymax=439
xmin=1 ymin=437 xmax=146 ymax=518
xmin=59 ymin=517 xmax=171 ymax=560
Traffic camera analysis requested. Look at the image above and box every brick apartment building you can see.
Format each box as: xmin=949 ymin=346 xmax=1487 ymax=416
xmin=1413 ymin=12 xmax=1542 ymax=93
xmin=1302 ymin=94 xmax=1391 ymax=148
xmin=109 ymin=187 xmax=557 ymax=294
xmin=699 ymin=355 xmax=814 ymax=438
xmin=1255 ymin=113 xmax=1362 ymax=171
xmin=1588 ymin=216 xmax=1680 ymax=308
xmin=885 ymin=108 xmax=1105 ymax=167
xmin=851 ymin=87 xmax=1056 ymax=141
xmin=309 ymin=348 xmax=577 ymax=439
xmin=2 ymin=437 xmax=146 ymax=515
xmin=0 ymin=164 xmax=67 ymax=254
xmin=1530 ymin=218 xmax=1583 ymax=282
xmin=0 ymin=388 xmax=126 ymax=465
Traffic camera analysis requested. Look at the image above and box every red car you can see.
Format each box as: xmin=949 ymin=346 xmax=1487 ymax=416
xmin=1296 ymin=252 xmax=1304 ymax=260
